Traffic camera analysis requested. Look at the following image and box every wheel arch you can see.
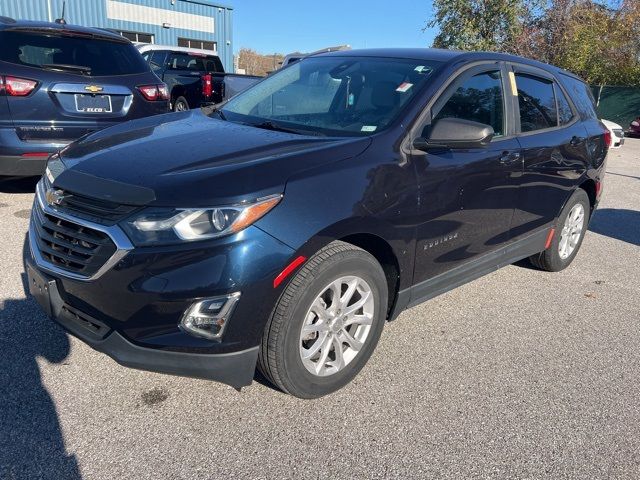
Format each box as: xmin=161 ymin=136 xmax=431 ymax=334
xmin=578 ymin=178 xmax=597 ymax=213
xmin=337 ymin=233 xmax=401 ymax=321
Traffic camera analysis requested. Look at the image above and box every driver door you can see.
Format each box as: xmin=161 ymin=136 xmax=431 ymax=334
xmin=410 ymin=64 xmax=523 ymax=293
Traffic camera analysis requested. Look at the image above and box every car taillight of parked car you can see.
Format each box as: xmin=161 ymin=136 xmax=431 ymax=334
xmin=604 ymin=129 xmax=612 ymax=148
xmin=0 ymin=75 xmax=38 ymax=96
xmin=137 ymin=84 xmax=170 ymax=101
xmin=202 ymin=74 xmax=213 ymax=98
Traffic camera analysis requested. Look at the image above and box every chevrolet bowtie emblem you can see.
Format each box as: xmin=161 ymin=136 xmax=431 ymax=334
xmin=45 ymin=188 xmax=71 ymax=207
xmin=84 ymin=85 xmax=103 ymax=93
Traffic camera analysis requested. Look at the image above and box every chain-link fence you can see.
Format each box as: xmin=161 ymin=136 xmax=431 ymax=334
xmin=592 ymin=85 xmax=640 ymax=128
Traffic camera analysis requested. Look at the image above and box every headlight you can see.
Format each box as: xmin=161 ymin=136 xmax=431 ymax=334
xmin=121 ymin=194 xmax=282 ymax=245
xmin=45 ymin=154 xmax=65 ymax=183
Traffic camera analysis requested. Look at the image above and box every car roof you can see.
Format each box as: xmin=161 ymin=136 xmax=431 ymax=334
xmin=0 ymin=17 xmax=127 ymax=42
xmin=315 ymin=48 xmax=581 ymax=80
xmin=136 ymin=43 xmax=219 ymax=57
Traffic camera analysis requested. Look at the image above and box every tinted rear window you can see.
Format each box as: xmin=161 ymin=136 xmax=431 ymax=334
xmin=0 ymin=30 xmax=149 ymax=76
xmin=167 ymin=52 xmax=223 ymax=72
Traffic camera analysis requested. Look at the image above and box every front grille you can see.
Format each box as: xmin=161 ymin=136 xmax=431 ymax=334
xmin=42 ymin=175 xmax=139 ymax=225
xmin=32 ymin=199 xmax=118 ymax=277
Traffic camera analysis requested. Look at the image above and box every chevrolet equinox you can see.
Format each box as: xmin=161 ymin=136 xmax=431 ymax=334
xmin=26 ymin=49 xmax=608 ymax=398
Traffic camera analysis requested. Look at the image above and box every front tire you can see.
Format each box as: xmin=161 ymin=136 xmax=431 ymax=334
xmin=258 ymin=241 xmax=388 ymax=399
xmin=529 ymin=188 xmax=590 ymax=272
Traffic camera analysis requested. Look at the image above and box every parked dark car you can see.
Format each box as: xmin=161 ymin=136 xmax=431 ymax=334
xmin=629 ymin=116 xmax=640 ymax=137
xmin=137 ymin=45 xmax=261 ymax=111
xmin=0 ymin=17 xmax=169 ymax=177
xmin=26 ymin=48 xmax=609 ymax=398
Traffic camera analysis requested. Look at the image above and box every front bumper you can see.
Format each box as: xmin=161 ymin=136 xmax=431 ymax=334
xmin=26 ymin=261 xmax=258 ymax=388
xmin=26 ymin=184 xmax=297 ymax=386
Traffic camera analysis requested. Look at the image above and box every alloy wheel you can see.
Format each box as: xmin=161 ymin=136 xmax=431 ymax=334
xmin=558 ymin=203 xmax=585 ymax=259
xmin=299 ymin=276 xmax=375 ymax=377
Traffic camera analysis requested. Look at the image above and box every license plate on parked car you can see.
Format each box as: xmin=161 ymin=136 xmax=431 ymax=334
xmin=74 ymin=94 xmax=112 ymax=113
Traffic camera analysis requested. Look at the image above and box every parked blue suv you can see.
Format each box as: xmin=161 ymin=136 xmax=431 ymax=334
xmin=0 ymin=17 xmax=168 ymax=176
xmin=26 ymin=48 xmax=608 ymax=398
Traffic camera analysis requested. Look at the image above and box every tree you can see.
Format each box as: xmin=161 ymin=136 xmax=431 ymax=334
xmin=237 ymin=48 xmax=284 ymax=76
xmin=427 ymin=0 xmax=640 ymax=86
xmin=427 ymin=0 xmax=527 ymax=51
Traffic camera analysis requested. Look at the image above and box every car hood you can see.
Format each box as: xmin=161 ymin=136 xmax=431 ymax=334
xmin=54 ymin=109 xmax=371 ymax=207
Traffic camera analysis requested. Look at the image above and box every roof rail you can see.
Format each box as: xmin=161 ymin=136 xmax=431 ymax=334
xmin=0 ymin=16 xmax=17 ymax=24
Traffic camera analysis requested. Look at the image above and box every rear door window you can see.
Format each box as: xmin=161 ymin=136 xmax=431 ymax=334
xmin=515 ymin=74 xmax=558 ymax=132
xmin=433 ymin=70 xmax=505 ymax=137
xmin=0 ymin=30 xmax=149 ymax=76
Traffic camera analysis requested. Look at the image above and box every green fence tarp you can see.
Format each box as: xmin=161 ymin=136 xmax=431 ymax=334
xmin=591 ymin=86 xmax=640 ymax=128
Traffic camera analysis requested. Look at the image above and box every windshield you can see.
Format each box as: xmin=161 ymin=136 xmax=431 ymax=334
xmin=221 ymin=56 xmax=442 ymax=136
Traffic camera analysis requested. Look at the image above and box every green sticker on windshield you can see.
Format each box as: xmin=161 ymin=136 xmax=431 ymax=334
xmin=361 ymin=126 xmax=377 ymax=132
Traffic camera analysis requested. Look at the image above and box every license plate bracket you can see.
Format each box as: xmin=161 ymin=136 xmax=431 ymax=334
xmin=74 ymin=94 xmax=112 ymax=113
xmin=27 ymin=263 xmax=55 ymax=317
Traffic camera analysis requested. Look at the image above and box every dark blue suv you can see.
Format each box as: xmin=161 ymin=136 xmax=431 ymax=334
xmin=26 ymin=49 xmax=609 ymax=398
xmin=0 ymin=17 xmax=168 ymax=176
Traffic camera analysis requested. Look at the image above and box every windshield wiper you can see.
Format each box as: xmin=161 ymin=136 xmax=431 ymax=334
xmin=251 ymin=121 xmax=324 ymax=136
xmin=212 ymin=108 xmax=227 ymax=121
xmin=42 ymin=63 xmax=92 ymax=75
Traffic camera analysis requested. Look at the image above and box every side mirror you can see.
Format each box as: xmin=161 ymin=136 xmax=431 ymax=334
xmin=414 ymin=117 xmax=495 ymax=151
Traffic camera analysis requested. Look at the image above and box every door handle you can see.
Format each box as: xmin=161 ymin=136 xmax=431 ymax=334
xmin=499 ymin=151 xmax=522 ymax=165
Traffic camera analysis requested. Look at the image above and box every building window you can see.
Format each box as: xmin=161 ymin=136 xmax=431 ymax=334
xmin=117 ymin=30 xmax=154 ymax=44
xmin=178 ymin=37 xmax=216 ymax=51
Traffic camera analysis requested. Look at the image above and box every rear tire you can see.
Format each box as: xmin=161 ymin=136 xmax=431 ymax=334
xmin=258 ymin=241 xmax=388 ymax=399
xmin=529 ymin=188 xmax=590 ymax=272
xmin=172 ymin=96 xmax=189 ymax=112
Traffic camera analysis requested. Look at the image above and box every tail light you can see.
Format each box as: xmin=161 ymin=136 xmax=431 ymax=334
xmin=137 ymin=84 xmax=169 ymax=101
xmin=202 ymin=74 xmax=213 ymax=98
xmin=603 ymin=129 xmax=612 ymax=148
xmin=1 ymin=76 xmax=38 ymax=96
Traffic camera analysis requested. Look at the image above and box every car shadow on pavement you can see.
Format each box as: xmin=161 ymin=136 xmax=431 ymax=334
xmin=589 ymin=208 xmax=640 ymax=247
xmin=0 ymin=236 xmax=81 ymax=479
xmin=0 ymin=176 xmax=39 ymax=194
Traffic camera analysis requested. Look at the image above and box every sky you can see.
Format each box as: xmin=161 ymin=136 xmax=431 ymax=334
xmin=232 ymin=0 xmax=438 ymax=55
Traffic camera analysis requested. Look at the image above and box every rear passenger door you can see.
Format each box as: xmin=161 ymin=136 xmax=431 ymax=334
xmin=509 ymin=64 xmax=592 ymax=238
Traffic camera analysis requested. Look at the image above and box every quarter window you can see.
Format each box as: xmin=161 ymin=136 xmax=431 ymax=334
xmin=433 ymin=71 xmax=505 ymax=137
xmin=556 ymin=85 xmax=574 ymax=125
xmin=516 ymin=74 xmax=558 ymax=132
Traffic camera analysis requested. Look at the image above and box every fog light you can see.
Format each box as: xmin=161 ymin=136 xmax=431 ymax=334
xmin=179 ymin=292 xmax=241 ymax=340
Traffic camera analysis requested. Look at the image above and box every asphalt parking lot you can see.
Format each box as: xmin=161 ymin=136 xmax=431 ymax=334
xmin=1 ymin=140 xmax=639 ymax=480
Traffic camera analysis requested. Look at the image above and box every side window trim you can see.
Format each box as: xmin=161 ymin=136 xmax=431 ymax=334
xmin=427 ymin=63 xmax=512 ymax=142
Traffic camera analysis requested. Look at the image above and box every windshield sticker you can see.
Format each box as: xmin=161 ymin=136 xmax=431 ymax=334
xmin=348 ymin=93 xmax=355 ymax=106
xmin=396 ymin=82 xmax=413 ymax=93
xmin=361 ymin=125 xmax=377 ymax=132
xmin=414 ymin=65 xmax=433 ymax=74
